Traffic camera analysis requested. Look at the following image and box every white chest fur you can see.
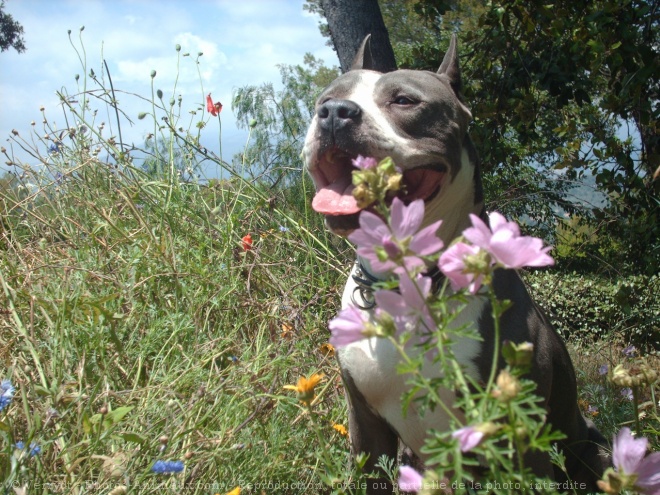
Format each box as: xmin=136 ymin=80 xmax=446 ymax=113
xmin=339 ymin=264 xmax=485 ymax=459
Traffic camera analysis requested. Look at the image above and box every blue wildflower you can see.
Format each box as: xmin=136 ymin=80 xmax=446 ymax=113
xmin=15 ymin=441 xmax=41 ymax=457
xmin=151 ymin=460 xmax=184 ymax=474
xmin=622 ymin=345 xmax=636 ymax=358
xmin=279 ymin=225 xmax=289 ymax=232
xmin=0 ymin=379 xmax=15 ymax=412
xmin=48 ymin=142 xmax=61 ymax=154
xmin=621 ymin=387 xmax=633 ymax=401
xmin=598 ymin=364 xmax=609 ymax=376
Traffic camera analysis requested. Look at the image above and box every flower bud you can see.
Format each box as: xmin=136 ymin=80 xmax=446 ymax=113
xmin=352 ymin=182 xmax=377 ymax=209
xmin=386 ymin=172 xmax=402 ymax=192
xmin=156 ymin=89 xmax=163 ymax=100
xmin=151 ymin=70 xmax=157 ymax=79
xmin=492 ymin=369 xmax=521 ymax=402
xmin=175 ymin=44 xmax=181 ymax=52
xmin=502 ymin=341 xmax=534 ymax=370
xmin=611 ymin=365 xmax=634 ymax=388
xmin=138 ymin=112 xmax=147 ymax=120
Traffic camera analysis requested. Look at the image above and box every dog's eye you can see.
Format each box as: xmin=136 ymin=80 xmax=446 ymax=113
xmin=392 ymin=95 xmax=416 ymax=105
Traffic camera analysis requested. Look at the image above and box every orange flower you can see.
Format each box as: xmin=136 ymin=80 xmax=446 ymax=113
xmin=206 ymin=93 xmax=223 ymax=116
xmin=284 ymin=373 xmax=324 ymax=406
xmin=281 ymin=323 xmax=293 ymax=339
xmin=319 ymin=343 xmax=335 ymax=358
xmin=241 ymin=234 xmax=253 ymax=251
xmin=332 ymin=423 xmax=348 ymax=436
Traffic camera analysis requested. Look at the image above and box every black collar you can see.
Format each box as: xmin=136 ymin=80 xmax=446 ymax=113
xmin=350 ymin=260 xmax=445 ymax=310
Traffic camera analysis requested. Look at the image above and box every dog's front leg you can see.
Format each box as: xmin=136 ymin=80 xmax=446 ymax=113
xmin=342 ymin=370 xmax=398 ymax=494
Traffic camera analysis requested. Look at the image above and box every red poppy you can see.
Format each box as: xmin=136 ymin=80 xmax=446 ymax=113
xmin=241 ymin=234 xmax=253 ymax=251
xmin=206 ymin=93 xmax=223 ymax=116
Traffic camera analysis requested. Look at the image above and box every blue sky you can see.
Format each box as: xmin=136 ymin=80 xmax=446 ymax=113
xmin=0 ymin=0 xmax=336 ymax=175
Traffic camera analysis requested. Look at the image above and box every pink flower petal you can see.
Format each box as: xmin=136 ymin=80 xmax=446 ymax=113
xmin=374 ymin=290 xmax=407 ymax=317
xmin=463 ymin=213 xmax=493 ymax=249
xmin=352 ymin=155 xmax=377 ymax=170
xmin=409 ymin=220 xmax=444 ymax=255
xmin=452 ymin=426 xmax=485 ymax=452
xmin=374 ymin=274 xmax=434 ymax=332
xmin=398 ymin=465 xmax=423 ymax=493
xmin=329 ymin=306 xmax=368 ymax=347
xmin=612 ymin=427 xmax=647 ymax=475
xmin=489 ymin=211 xmax=519 ymax=235
xmin=463 ymin=212 xmax=554 ymax=269
xmin=438 ymin=242 xmax=485 ymax=294
xmin=636 ymin=452 xmax=660 ymax=494
xmin=391 ymin=198 xmax=424 ymax=239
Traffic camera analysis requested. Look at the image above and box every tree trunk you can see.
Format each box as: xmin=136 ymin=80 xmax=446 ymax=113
xmin=319 ymin=0 xmax=397 ymax=73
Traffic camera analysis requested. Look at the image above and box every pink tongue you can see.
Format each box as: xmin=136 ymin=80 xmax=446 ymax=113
xmin=312 ymin=175 xmax=361 ymax=215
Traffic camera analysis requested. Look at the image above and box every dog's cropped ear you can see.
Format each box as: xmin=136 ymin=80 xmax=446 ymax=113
xmin=350 ymin=34 xmax=374 ymax=71
xmin=438 ymin=34 xmax=462 ymax=96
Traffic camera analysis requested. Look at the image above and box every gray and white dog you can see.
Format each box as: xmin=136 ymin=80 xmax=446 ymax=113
xmin=303 ymin=35 xmax=608 ymax=493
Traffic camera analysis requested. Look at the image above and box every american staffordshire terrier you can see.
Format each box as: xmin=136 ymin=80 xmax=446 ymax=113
xmin=303 ymin=34 xmax=609 ymax=493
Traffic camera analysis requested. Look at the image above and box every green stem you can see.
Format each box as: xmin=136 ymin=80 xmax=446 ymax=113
xmin=508 ymin=403 xmax=527 ymax=487
xmin=484 ymin=291 xmax=503 ymax=410
xmin=632 ymin=386 xmax=641 ymax=434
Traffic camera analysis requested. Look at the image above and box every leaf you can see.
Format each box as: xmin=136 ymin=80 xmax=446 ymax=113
xmin=117 ymin=432 xmax=146 ymax=445
xmin=103 ymin=406 xmax=135 ymax=428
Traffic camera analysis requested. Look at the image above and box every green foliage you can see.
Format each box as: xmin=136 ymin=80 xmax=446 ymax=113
xmin=0 ymin=31 xmax=353 ymax=494
xmin=0 ymin=0 xmax=25 ymax=53
xmin=232 ymin=54 xmax=339 ymax=189
xmin=309 ymin=0 xmax=658 ymax=275
xmin=525 ymin=271 xmax=660 ymax=349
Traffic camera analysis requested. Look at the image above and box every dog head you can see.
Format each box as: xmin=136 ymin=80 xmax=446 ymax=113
xmin=303 ymin=35 xmax=483 ymax=243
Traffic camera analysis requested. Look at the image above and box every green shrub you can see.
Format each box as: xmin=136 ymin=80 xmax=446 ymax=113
xmin=525 ymin=271 xmax=660 ymax=350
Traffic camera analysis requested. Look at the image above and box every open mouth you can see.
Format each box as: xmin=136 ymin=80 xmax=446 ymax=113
xmin=310 ymin=149 xmax=446 ymax=218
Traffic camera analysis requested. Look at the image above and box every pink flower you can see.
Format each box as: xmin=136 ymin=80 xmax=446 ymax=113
xmin=398 ymin=465 xmax=423 ymax=493
xmin=352 ymin=155 xmax=377 ymax=170
xmin=612 ymin=427 xmax=660 ymax=493
xmin=438 ymin=242 xmax=489 ymax=294
xmin=452 ymin=425 xmax=485 ymax=452
xmin=463 ymin=212 xmax=554 ymax=269
xmin=328 ymin=306 xmax=369 ymax=348
xmin=348 ymin=198 xmax=443 ymax=275
xmin=374 ymin=273 xmax=435 ymax=333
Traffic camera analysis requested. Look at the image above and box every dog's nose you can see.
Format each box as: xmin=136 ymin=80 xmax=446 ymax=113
xmin=317 ymin=99 xmax=361 ymax=132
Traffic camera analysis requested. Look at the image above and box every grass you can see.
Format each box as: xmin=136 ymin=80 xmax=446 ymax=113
xmin=0 ymin=142 xmax=356 ymax=492
xmin=1 ymin=32 xmax=658 ymax=495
